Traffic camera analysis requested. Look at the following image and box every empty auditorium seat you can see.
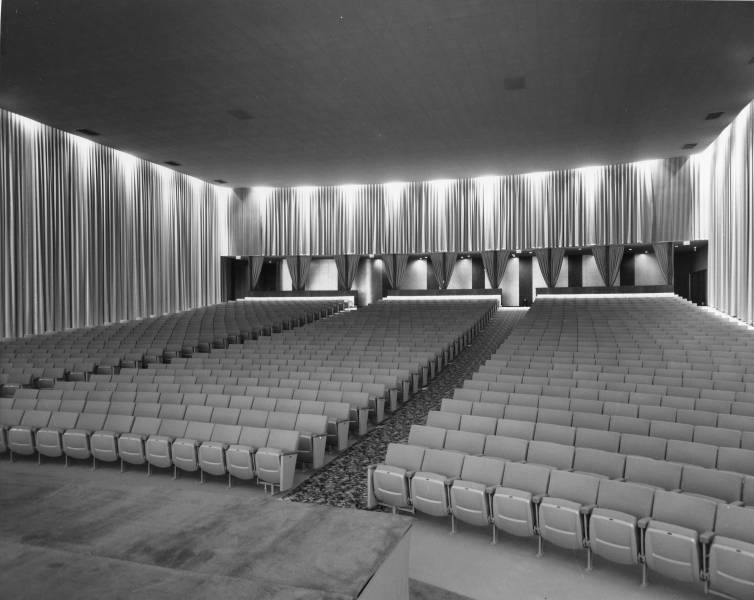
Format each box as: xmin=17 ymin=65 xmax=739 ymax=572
xmin=411 ymin=449 xmax=465 ymax=518
xmin=706 ymin=504 xmax=754 ymax=599
xmin=255 ymin=429 xmax=300 ymax=493
xmin=450 ymin=455 xmax=506 ymax=535
xmin=91 ymin=414 xmax=135 ymax=467
xmin=492 ymin=462 xmax=551 ymax=543
xmin=368 ymin=443 xmax=425 ymax=512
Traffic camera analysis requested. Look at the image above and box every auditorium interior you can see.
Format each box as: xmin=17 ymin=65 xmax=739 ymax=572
xmin=2 ymin=1 xmax=754 ymax=599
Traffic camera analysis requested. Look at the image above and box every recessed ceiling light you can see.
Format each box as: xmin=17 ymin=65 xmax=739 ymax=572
xmin=705 ymin=112 xmax=724 ymax=120
xmin=504 ymin=76 xmax=526 ymax=91
xmin=214 ymin=179 xmax=228 ymax=184
xmin=164 ymin=160 xmax=180 ymax=166
xmin=74 ymin=128 xmax=100 ymax=136
xmin=227 ymin=109 xmax=254 ymax=120
xmin=682 ymin=143 xmax=697 ymax=150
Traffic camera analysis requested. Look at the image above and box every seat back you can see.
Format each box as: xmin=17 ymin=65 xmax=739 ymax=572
xmin=459 ymin=455 xmax=505 ymax=486
xmin=408 ymin=425 xmax=446 ymax=449
xmin=48 ymin=411 xmax=79 ymax=429
xmin=184 ymin=421 xmax=214 ymax=442
xmin=295 ymin=413 xmax=327 ymax=435
xmin=716 ymin=447 xmax=754 ymax=476
xmin=420 ymin=449 xmax=465 ymax=478
xmin=575 ymin=428 xmax=621 ymax=453
xmin=185 ymin=405 xmax=213 ymax=422
xmin=573 ymin=447 xmax=626 ymax=479
xmin=266 ymin=411 xmax=297 ymax=430
xmin=596 ymin=479 xmax=654 ymax=519
xmin=500 ymin=461 xmax=550 ymax=495
xmin=680 ymin=465 xmax=742 ymax=503
xmin=534 ymin=423 xmax=576 ymax=446
xmin=210 ymin=424 xmax=242 ymax=445
xmin=131 ymin=416 xmax=161 ymax=436
xmin=73 ymin=412 xmax=107 ymax=431
xmin=619 ymin=433 xmax=667 ymax=460
xmin=443 ymin=430 xmax=485 ymax=454
xmin=157 ymin=418 xmax=188 ymax=439
xmin=666 ymin=440 xmax=718 ymax=469
xmin=101 ymin=414 xmax=134 ymax=434
xmin=426 ymin=411 xmax=461 ymax=430
xmin=694 ymin=425 xmax=741 ymax=449
xmin=237 ymin=426 xmax=270 ymax=448
xmin=460 ymin=414 xmax=497 ymax=435
xmin=266 ymin=429 xmax=299 ymax=452
xmin=484 ymin=435 xmax=528 ymax=462
xmin=384 ymin=443 xmax=425 ymax=471
xmin=158 ymin=404 xmax=186 ymax=420
xmin=526 ymin=440 xmax=574 ymax=470
xmin=651 ymin=490 xmax=717 ymax=533
xmin=212 ymin=407 xmax=240 ymax=425
xmin=20 ymin=410 xmax=51 ymax=429
xmin=714 ymin=504 xmax=754 ymax=544
xmin=624 ymin=456 xmax=682 ymax=490
xmin=546 ymin=470 xmax=600 ymax=505
xmin=496 ymin=419 xmax=535 ymax=440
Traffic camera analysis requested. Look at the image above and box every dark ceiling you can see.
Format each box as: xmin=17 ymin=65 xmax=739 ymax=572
xmin=1 ymin=0 xmax=753 ymax=187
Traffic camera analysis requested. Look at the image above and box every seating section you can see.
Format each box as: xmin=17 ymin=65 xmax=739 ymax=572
xmin=368 ymin=296 xmax=754 ymax=598
xmin=1 ymin=298 xmax=495 ymax=494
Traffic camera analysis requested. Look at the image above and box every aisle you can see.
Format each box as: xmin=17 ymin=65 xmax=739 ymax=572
xmin=285 ymin=308 xmax=527 ymax=508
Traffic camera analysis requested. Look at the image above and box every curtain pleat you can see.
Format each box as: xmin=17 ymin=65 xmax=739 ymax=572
xmin=285 ymin=255 xmax=312 ymax=290
xmin=0 ymin=109 xmax=228 ymax=340
xmin=382 ymin=254 xmax=396 ymax=288
xmin=334 ymin=254 xmax=360 ymax=290
xmin=592 ymin=245 xmax=623 ymax=286
xmin=429 ymin=252 xmax=457 ymax=289
xmin=608 ymin=245 xmax=624 ymax=286
xmin=394 ymin=254 xmax=409 ymax=289
xmin=535 ymin=248 xmax=565 ymax=288
xmin=652 ymin=242 xmax=674 ymax=285
xmin=250 ymin=256 xmax=265 ymax=290
xmin=481 ymin=250 xmax=510 ymax=288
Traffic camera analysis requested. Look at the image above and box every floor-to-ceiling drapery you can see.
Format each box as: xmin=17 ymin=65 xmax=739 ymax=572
xmin=227 ymin=157 xmax=701 ymax=257
xmin=697 ymin=101 xmax=754 ymax=325
xmin=652 ymin=242 xmax=674 ymax=286
xmin=0 ymin=109 xmax=228 ymax=340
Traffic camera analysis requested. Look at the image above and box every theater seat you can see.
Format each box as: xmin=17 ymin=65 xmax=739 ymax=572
xmin=198 ymin=424 xmax=242 ymax=483
xmin=410 ymin=449 xmax=465 ymax=518
xmin=34 ymin=411 xmax=78 ymax=461
xmin=706 ymin=504 xmax=754 ymax=599
xmin=640 ymin=491 xmax=717 ymax=586
xmin=368 ymin=443 xmax=425 ymax=512
xmin=538 ymin=471 xmax=600 ymax=557
xmin=588 ymin=480 xmax=654 ymax=573
xmin=172 ymin=421 xmax=214 ymax=477
xmin=492 ymin=462 xmax=551 ymax=543
xmin=226 ymin=426 xmax=270 ymax=486
xmin=294 ymin=413 xmax=328 ymax=468
xmin=91 ymin=414 xmax=135 ymax=467
xmin=62 ymin=412 xmax=107 ymax=465
xmin=145 ymin=419 xmax=189 ymax=475
xmin=255 ymin=429 xmax=300 ymax=493
xmin=8 ymin=410 xmax=51 ymax=459
xmin=117 ymin=416 xmax=162 ymax=471
xmin=483 ymin=435 xmax=528 ymax=462
xmin=408 ymin=425 xmax=446 ymax=449
xmin=450 ymin=456 xmax=506 ymax=537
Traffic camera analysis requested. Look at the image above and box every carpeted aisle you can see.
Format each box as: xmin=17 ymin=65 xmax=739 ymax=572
xmin=284 ymin=308 xmax=527 ymax=509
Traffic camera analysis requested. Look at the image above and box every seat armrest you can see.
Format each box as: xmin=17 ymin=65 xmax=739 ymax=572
xmin=485 ymin=485 xmax=497 ymax=495
xmin=406 ymin=470 xmax=416 ymax=478
xmin=444 ymin=478 xmax=456 ymax=487
xmin=730 ymin=500 xmax=744 ymax=507
xmin=671 ymin=488 xmax=682 ymax=493
xmin=616 ymin=477 xmax=626 ymax=482
xmin=637 ymin=517 xmax=651 ymax=530
xmin=580 ymin=503 xmax=597 ymax=516
xmin=699 ymin=531 xmax=715 ymax=545
xmin=532 ymin=494 xmax=545 ymax=505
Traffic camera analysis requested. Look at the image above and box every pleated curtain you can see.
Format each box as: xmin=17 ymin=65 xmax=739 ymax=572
xmin=382 ymin=254 xmax=409 ymax=288
xmin=592 ymin=245 xmax=624 ymax=286
xmin=481 ymin=250 xmax=510 ymax=288
xmin=0 ymin=108 xmax=228 ymax=340
xmin=334 ymin=254 xmax=361 ymax=290
xmin=652 ymin=242 xmax=674 ymax=285
xmin=430 ymin=252 xmax=457 ymax=289
xmin=286 ymin=255 xmax=312 ymax=291
xmin=250 ymin=256 xmax=265 ymax=290
xmin=535 ymin=248 xmax=566 ymax=288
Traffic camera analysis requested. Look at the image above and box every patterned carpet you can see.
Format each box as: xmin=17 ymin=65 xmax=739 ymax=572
xmin=284 ymin=308 xmax=527 ymax=509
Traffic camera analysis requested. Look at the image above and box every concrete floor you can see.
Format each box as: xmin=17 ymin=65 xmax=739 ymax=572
xmin=0 ymin=457 xmax=410 ymax=600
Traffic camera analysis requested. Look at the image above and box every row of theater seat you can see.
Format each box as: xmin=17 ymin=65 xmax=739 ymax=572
xmin=367 ymin=443 xmax=754 ymax=599
xmin=441 ymin=397 xmax=754 ymax=450
xmin=1 ymin=409 xmax=305 ymax=492
xmin=1 ymin=300 xmax=345 ymax=389
xmin=1 ymin=400 xmax=336 ymax=464
xmin=425 ymin=409 xmax=754 ymax=477
xmin=458 ymin=384 xmax=754 ymax=419
xmin=404 ymin=422 xmax=754 ymax=503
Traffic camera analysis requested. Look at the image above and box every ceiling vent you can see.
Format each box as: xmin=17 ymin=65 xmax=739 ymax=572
xmin=504 ymin=76 xmax=526 ymax=91
xmin=164 ymin=160 xmax=181 ymax=166
xmin=682 ymin=143 xmax=697 ymax=150
xmin=227 ymin=109 xmax=254 ymax=120
xmin=75 ymin=128 xmax=100 ymax=136
xmin=705 ymin=112 xmax=723 ymax=120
